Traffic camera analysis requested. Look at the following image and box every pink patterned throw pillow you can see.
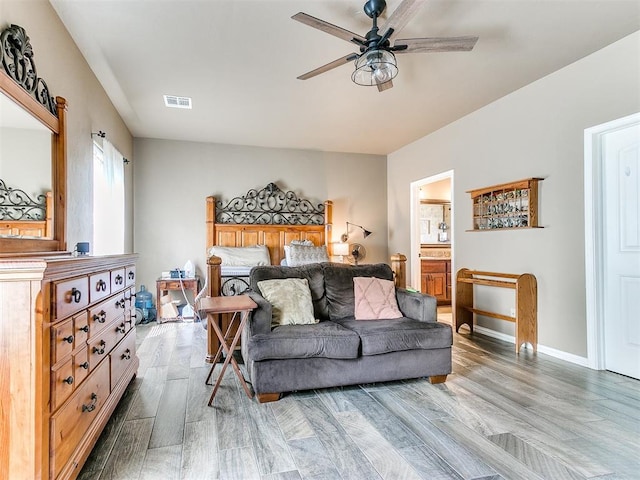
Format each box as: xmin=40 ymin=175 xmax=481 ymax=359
xmin=353 ymin=277 xmax=403 ymax=320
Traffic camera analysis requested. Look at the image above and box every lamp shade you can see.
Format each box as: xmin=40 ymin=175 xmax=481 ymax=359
xmin=333 ymin=242 xmax=350 ymax=257
xmin=352 ymin=49 xmax=398 ymax=86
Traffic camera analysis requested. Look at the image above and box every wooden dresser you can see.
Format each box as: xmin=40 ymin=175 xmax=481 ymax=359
xmin=0 ymin=254 xmax=138 ymax=480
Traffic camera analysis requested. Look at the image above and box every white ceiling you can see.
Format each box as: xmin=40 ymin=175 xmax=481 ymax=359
xmin=50 ymin=0 xmax=640 ymax=155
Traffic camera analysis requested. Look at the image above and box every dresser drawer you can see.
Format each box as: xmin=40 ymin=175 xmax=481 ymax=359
xmin=125 ymin=265 xmax=136 ymax=287
xmin=50 ymin=360 xmax=110 ymax=480
xmin=89 ymin=294 xmax=127 ymax=337
xmin=113 ymin=317 xmax=130 ymax=345
xmin=73 ymin=347 xmax=90 ymax=386
xmin=89 ymin=271 xmax=111 ymax=303
xmin=87 ymin=319 xmax=121 ymax=371
xmin=51 ymin=318 xmax=75 ymax=365
xmin=51 ymin=359 xmax=75 ymax=411
xmin=110 ymin=329 xmax=136 ymax=388
xmin=55 ymin=277 xmax=89 ymax=319
xmin=111 ymin=268 xmax=126 ymax=292
xmin=74 ymin=311 xmax=90 ymax=345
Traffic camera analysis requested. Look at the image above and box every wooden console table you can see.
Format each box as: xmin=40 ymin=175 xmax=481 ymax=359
xmin=455 ymin=268 xmax=537 ymax=352
xmin=156 ymin=276 xmax=199 ymax=322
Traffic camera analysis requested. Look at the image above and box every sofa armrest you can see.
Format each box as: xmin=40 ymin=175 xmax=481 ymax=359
xmin=396 ymin=288 xmax=437 ymax=323
xmin=247 ymin=290 xmax=273 ymax=336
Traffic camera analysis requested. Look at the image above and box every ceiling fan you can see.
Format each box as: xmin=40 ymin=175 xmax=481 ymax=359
xmin=292 ymin=0 xmax=478 ymax=92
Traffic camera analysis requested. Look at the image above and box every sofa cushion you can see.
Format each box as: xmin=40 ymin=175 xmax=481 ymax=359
xmin=335 ymin=317 xmax=452 ymax=356
xmin=251 ymin=263 xmax=328 ymax=319
xmin=354 ymin=277 xmax=403 ymax=320
xmin=247 ymin=321 xmax=360 ymax=361
xmin=324 ymin=263 xmax=394 ymax=320
xmin=257 ymin=278 xmax=318 ymax=327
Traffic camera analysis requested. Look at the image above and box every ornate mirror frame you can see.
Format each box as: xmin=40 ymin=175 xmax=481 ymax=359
xmin=0 ymin=24 xmax=67 ymax=254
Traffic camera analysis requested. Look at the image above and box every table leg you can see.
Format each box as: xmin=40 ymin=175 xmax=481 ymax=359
xmin=207 ymin=311 xmax=253 ymax=406
xmin=205 ymin=311 xmax=239 ymax=385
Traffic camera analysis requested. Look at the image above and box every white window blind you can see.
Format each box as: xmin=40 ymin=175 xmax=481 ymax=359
xmin=93 ymin=139 xmax=124 ymax=255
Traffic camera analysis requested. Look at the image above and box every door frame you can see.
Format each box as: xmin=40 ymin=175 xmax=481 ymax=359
xmin=584 ymin=112 xmax=640 ymax=370
xmin=410 ymin=170 xmax=454 ymax=291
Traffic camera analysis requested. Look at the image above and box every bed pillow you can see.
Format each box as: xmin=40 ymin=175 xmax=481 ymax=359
xmin=283 ymin=240 xmax=314 ymax=265
xmin=208 ymin=245 xmax=270 ymax=266
xmin=286 ymin=244 xmax=329 ymax=267
xmin=257 ymin=278 xmax=318 ymax=327
xmin=353 ymin=277 xmax=403 ymax=320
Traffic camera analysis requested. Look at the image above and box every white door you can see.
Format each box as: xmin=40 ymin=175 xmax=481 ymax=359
xmin=603 ymin=122 xmax=640 ymax=379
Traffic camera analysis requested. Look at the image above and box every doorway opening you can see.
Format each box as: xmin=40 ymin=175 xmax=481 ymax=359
xmin=585 ymin=112 xmax=640 ymax=379
xmin=411 ymin=170 xmax=454 ymax=323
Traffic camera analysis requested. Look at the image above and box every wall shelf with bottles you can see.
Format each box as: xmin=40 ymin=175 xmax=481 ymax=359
xmin=467 ymin=178 xmax=543 ymax=231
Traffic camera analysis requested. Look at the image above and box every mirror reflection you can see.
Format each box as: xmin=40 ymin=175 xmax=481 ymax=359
xmin=420 ymin=201 xmax=451 ymax=245
xmin=0 ymin=91 xmax=53 ymax=239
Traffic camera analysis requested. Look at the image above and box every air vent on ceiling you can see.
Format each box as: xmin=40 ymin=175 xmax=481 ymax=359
xmin=163 ymin=95 xmax=192 ymax=109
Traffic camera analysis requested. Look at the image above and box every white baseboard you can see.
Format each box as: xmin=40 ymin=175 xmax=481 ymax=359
xmin=472 ymin=325 xmax=589 ymax=367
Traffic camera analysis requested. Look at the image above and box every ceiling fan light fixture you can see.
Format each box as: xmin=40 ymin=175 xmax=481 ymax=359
xmin=351 ymin=49 xmax=398 ymax=86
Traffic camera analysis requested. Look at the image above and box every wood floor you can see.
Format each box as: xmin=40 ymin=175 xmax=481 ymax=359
xmin=79 ymin=315 xmax=640 ymax=480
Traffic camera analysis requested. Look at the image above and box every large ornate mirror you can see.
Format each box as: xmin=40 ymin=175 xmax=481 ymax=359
xmin=0 ymin=24 xmax=67 ymax=254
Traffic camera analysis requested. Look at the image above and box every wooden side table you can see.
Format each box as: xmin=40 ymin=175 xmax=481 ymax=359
xmin=156 ymin=277 xmax=199 ymax=322
xmin=199 ymin=295 xmax=257 ymax=406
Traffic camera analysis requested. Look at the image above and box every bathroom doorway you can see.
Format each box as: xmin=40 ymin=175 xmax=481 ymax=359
xmin=410 ymin=170 xmax=454 ymax=323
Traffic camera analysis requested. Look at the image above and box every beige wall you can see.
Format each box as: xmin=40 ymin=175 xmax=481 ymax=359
xmin=388 ymin=31 xmax=640 ymax=358
xmin=133 ymin=138 xmax=387 ymax=298
xmin=1 ymin=0 xmax=134 ymax=251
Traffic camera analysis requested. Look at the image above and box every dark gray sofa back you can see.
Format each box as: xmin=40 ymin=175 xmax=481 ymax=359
xmin=249 ymin=262 xmax=395 ymax=321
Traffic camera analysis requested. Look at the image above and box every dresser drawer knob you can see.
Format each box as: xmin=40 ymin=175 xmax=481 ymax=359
xmin=115 ymin=298 xmax=126 ymax=309
xmin=93 ymin=311 xmax=107 ymax=323
xmin=114 ymin=274 xmax=124 ymax=285
xmin=63 ymin=335 xmax=74 ymax=344
xmin=79 ymin=362 xmax=89 ymax=370
xmin=96 ymin=279 xmax=107 ymax=292
xmin=63 ymin=376 xmax=74 ymax=385
xmin=128 ymin=271 xmax=135 ymax=280
xmin=82 ymin=393 xmax=98 ymax=413
xmin=79 ymin=325 xmax=89 ymax=333
xmin=69 ymin=287 xmax=82 ymax=303
xmin=122 ymin=349 xmax=131 ymax=360
xmin=116 ymin=323 xmax=126 ymax=334
xmin=93 ymin=341 xmax=106 ymax=355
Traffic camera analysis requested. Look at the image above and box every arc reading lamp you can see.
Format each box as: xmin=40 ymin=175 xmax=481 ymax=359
xmin=341 ymin=222 xmax=372 ymax=242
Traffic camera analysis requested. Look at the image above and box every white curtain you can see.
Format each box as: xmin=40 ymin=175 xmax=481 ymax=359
xmin=93 ymin=139 xmax=124 ymax=255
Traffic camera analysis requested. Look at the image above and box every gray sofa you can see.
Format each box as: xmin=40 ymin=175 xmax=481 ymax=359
xmin=242 ymin=262 xmax=452 ymax=403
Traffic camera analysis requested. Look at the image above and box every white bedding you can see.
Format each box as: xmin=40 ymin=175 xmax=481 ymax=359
xmin=220 ymin=265 xmax=253 ymax=277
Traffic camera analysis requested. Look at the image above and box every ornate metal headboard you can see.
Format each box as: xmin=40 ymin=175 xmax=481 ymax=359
xmin=0 ymin=179 xmax=47 ymax=221
xmin=215 ymin=182 xmax=325 ymax=225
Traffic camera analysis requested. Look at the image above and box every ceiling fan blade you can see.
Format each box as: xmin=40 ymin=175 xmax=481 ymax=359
xmin=379 ymin=0 xmax=426 ymax=43
xmin=292 ymin=12 xmax=366 ymax=46
xmin=297 ymin=53 xmax=359 ymax=80
xmin=393 ymin=36 xmax=479 ymax=53
xmin=376 ymin=79 xmax=394 ymax=92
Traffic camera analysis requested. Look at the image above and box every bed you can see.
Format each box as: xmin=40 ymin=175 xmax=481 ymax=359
xmin=203 ymin=182 xmax=332 ymax=361
xmin=205 ymin=182 xmax=332 ymax=296
xmin=0 ymin=179 xmax=53 ymax=238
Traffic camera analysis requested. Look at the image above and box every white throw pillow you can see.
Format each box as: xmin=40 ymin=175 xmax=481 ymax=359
xmin=257 ymin=278 xmax=318 ymax=327
xmin=208 ymin=245 xmax=270 ymax=266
